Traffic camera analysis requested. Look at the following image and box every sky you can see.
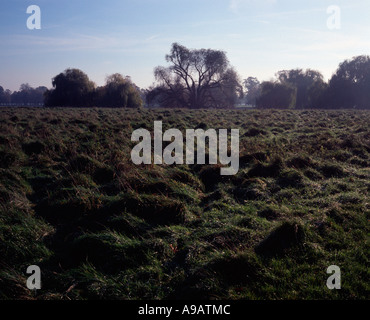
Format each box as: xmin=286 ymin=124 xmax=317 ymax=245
xmin=1 ymin=0 xmax=370 ymax=91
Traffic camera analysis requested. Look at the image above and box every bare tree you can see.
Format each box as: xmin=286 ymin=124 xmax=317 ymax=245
xmin=153 ymin=43 xmax=242 ymax=109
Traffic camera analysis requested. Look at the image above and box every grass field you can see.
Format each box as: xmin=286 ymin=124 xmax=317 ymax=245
xmin=0 ymin=107 xmax=369 ymax=300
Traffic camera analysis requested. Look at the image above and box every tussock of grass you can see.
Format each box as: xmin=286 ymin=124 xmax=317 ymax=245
xmin=255 ymin=222 xmax=306 ymax=257
xmin=247 ymin=158 xmax=284 ymax=178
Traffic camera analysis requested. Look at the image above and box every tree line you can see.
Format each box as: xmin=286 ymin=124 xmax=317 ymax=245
xmin=1 ymin=43 xmax=370 ymax=109
xmin=44 ymin=70 xmax=143 ymax=108
xmin=148 ymin=43 xmax=370 ymax=109
xmin=0 ymin=70 xmax=144 ymax=108
xmin=0 ymin=84 xmax=47 ymax=106
xmin=244 ymin=55 xmax=370 ymax=109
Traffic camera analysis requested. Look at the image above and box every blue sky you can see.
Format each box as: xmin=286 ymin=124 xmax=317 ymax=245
xmin=1 ymin=0 xmax=370 ymax=91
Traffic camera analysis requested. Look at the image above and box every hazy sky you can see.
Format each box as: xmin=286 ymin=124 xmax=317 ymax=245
xmin=1 ymin=0 xmax=370 ymax=91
